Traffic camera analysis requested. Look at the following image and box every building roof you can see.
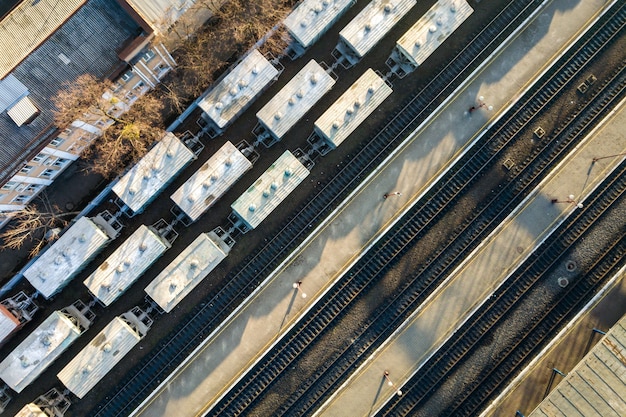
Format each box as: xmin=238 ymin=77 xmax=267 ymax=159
xmin=57 ymin=316 xmax=142 ymax=398
xmin=395 ymin=0 xmax=473 ymax=66
xmin=0 ymin=74 xmax=28 ymax=112
xmin=0 ymin=0 xmax=87 ymax=79
xmin=118 ymin=0 xmax=192 ymax=34
xmin=198 ymin=49 xmax=279 ymax=129
xmin=145 ymin=232 xmax=231 ymax=312
xmin=14 ymin=404 xmax=47 ymax=417
xmin=170 ymin=141 xmax=252 ymax=222
xmin=315 ymin=68 xmax=392 ymax=148
xmin=0 ymin=305 xmax=20 ymax=345
xmin=283 ymin=0 xmax=355 ymax=48
xmin=23 ymin=216 xmax=111 ymax=299
xmin=0 ymin=0 xmax=139 ymax=181
xmin=339 ymin=0 xmax=416 ymax=59
xmin=529 ymin=314 xmax=626 ymax=417
xmin=112 ymin=132 xmax=196 ymax=213
xmin=257 ymin=60 xmax=335 ymax=139
xmin=84 ymin=225 xmax=170 ymax=306
xmin=231 ymin=150 xmax=310 ymax=230
xmin=0 ymin=311 xmax=82 ymax=393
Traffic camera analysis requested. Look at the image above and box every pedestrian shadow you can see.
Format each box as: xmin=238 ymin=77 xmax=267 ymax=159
xmin=367 ymin=374 xmax=388 ymax=417
xmin=279 ymin=287 xmax=299 ymax=331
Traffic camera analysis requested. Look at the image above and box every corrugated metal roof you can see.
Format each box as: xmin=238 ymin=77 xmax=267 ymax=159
xmin=112 ymin=133 xmax=196 ymax=214
xmin=0 ymin=311 xmax=82 ymax=393
xmin=396 ymin=0 xmax=473 ymax=67
xmin=339 ymin=0 xmax=416 ymax=58
xmin=0 ymin=74 xmax=28 ymax=112
xmin=257 ymin=60 xmax=335 ymax=139
xmin=284 ymin=0 xmax=354 ymax=48
xmin=0 ymin=305 xmax=20 ymax=345
xmin=0 ymin=0 xmax=139 ymax=180
xmin=315 ymin=68 xmax=392 ymax=148
xmin=232 ymin=150 xmax=310 ymax=230
xmin=57 ymin=316 xmax=142 ymax=398
xmin=14 ymin=404 xmax=47 ymax=417
xmin=23 ymin=216 xmax=111 ymax=299
xmin=171 ymin=141 xmax=252 ymax=222
xmin=145 ymin=232 xmax=230 ymax=312
xmin=6 ymin=95 xmax=39 ymax=126
xmin=530 ymin=314 xmax=626 ymax=417
xmin=0 ymin=0 xmax=87 ymax=79
xmin=84 ymin=225 xmax=170 ymax=306
xmin=199 ymin=49 xmax=279 ymax=129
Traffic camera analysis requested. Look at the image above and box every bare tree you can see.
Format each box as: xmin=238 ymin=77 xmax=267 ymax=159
xmin=0 ymin=196 xmax=78 ymax=257
xmin=52 ymin=75 xmax=165 ymax=178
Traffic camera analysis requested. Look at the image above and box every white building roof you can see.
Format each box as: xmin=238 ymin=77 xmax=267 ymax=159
xmin=395 ymin=0 xmax=473 ymax=67
xmin=284 ymin=0 xmax=355 ymax=48
xmin=7 ymin=96 xmax=39 ymax=126
xmin=232 ymin=150 xmax=310 ymax=230
xmin=0 ymin=311 xmax=82 ymax=393
xmin=0 ymin=305 xmax=20 ymax=345
xmin=257 ymin=60 xmax=335 ymax=139
xmin=315 ymin=68 xmax=392 ymax=148
xmin=119 ymin=0 xmax=194 ymax=34
xmin=57 ymin=316 xmax=142 ymax=398
xmin=145 ymin=232 xmax=231 ymax=312
xmin=170 ymin=141 xmax=252 ymax=222
xmin=24 ymin=216 xmax=111 ymax=299
xmin=84 ymin=225 xmax=170 ymax=306
xmin=339 ymin=0 xmax=416 ymax=58
xmin=112 ymin=132 xmax=195 ymax=213
xmin=198 ymin=50 xmax=279 ymax=129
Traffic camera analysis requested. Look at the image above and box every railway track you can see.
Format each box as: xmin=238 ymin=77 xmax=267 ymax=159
xmin=88 ymin=2 xmax=543 ymax=415
xmin=378 ymin=158 xmax=626 ymax=417
xmin=204 ymin=4 xmax=626 ymax=416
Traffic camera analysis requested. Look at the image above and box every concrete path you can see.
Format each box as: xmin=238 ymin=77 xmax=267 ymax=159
xmin=131 ymin=0 xmax=616 ymax=416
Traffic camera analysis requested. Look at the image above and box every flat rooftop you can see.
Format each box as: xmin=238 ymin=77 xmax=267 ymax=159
xmin=283 ymin=0 xmax=355 ymax=48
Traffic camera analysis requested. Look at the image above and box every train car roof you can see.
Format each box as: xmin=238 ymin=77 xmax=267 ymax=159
xmin=257 ymin=60 xmax=334 ymax=139
xmin=315 ymin=68 xmax=392 ymax=148
xmin=145 ymin=232 xmax=230 ymax=312
xmin=84 ymin=225 xmax=170 ymax=306
xmin=112 ymin=132 xmax=195 ymax=213
xmin=198 ymin=50 xmax=279 ymax=129
xmin=231 ymin=151 xmax=310 ymax=230
xmin=23 ymin=216 xmax=110 ymax=299
xmin=171 ymin=142 xmax=252 ymax=222
xmin=395 ymin=0 xmax=473 ymax=67
xmin=339 ymin=0 xmax=416 ymax=58
xmin=57 ymin=316 xmax=142 ymax=398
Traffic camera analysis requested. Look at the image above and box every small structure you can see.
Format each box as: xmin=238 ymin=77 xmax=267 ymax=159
xmin=529 ymin=314 xmax=626 ymax=417
xmin=231 ymin=150 xmax=310 ymax=231
xmin=314 ymin=68 xmax=392 ymax=151
xmin=256 ymin=60 xmax=335 ymax=146
xmin=0 ymin=301 xmax=94 ymax=393
xmin=14 ymin=388 xmax=71 ymax=417
xmin=84 ymin=224 xmax=172 ymax=306
xmin=112 ymin=132 xmax=196 ymax=215
xmin=58 ymin=308 xmax=151 ymax=398
xmin=145 ymin=231 xmax=231 ymax=312
xmin=334 ymin=0 xmax=416 ymax=67
xmin=283 ymin=0 xmax=355 ymax=58
xmin=23 ymin=215 xmax=118 ymax=299
xmin=171 ymin=141 xmax=253 ymax=223
xmin=387 ymin=0 xmax=473 ymax=77
xmin=197 ymin=50 xmax=281 ymax=137
xmin=0 ymin=292 xmax=38 ymax=346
